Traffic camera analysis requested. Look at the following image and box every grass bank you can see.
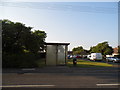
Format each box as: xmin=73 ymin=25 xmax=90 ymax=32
xmin=67 ymin=59 xmax=113 ymax=67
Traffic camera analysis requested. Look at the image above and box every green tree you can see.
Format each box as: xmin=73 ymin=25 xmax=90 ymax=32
xmin=2 ymin=19 xmax=46 ymax=54
xmin=2 ymin=19 xmax=47 ymax=68
xmin=72 ymin=46 xmax=88 ymax=55
xmin=90 ymin=41 xmax=113 ymax=55
xmin=33 ymin=30 xmax=46 ymax=52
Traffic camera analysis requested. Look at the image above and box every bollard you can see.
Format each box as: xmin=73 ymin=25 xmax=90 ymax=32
xmin=73 ymin=58 xmax=77 ymax=66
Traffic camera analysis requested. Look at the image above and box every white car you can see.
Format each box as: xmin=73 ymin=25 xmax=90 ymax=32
xmin=88 ymin=53 xmax=102 ymax=61
xmin=106 ymin=57 xmax=120 ymax=63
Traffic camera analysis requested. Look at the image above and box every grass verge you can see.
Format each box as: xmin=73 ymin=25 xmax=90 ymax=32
xmin=67 ymin=59 xmax=113 ymax=67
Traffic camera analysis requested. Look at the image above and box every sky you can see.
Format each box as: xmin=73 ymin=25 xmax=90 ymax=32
xmin=0 ymin=1 xmax=119 ymax=50
xmin=1 ymin=0 xmax=120 ymax=2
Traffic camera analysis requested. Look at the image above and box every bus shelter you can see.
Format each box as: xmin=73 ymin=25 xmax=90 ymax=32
xmin=45 ymin=42 xmax=70 ymax=66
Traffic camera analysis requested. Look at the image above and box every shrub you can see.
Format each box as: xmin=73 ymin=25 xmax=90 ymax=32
xmin=3 ymin=53 xmax=38 ymax=68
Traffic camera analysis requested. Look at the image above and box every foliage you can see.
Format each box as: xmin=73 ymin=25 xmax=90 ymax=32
xmin=2 ymin=53 xmax=46 ymax=68
xmin=3 ymin=53 xmax=37 ymax=68
xmin=90 ymin=41 xmax=113 ymax=55
xmin=72 ymin=46 xmax=89 ymax=55
xmin=2 ymin=19 xmax=46 ymax=54
xmin=2 ymin=19 xmax=47 ymax=68
xmin=33 ymin=30 xmax=46 ymax=52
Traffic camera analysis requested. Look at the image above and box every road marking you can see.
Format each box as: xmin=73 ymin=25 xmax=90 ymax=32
xmin=97 ymin=84 xmax=120 ymax=86
xmin=0 ymin=85 xmax=55 ymax=88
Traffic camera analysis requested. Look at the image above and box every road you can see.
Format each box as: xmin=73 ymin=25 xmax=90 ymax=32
xmin=2 ymin=65 xmax=120 ymax=89
xmin=2 ymin=72 xmax=119 ymax=88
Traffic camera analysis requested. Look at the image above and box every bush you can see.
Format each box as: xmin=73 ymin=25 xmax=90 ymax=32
xmin=3 ymin=53 xmax=39 ymax=68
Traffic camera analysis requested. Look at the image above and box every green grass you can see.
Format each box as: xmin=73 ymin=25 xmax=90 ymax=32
xmin=67 ymin=59 xmax=113 ymax=67
xmin=35 ymin=58 xmax=113 ymax=68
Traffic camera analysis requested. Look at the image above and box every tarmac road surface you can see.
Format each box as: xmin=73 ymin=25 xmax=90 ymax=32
xmin=2 ymin=66 xmax=120 ymax=89
xmin=2 ymin=72 xmax=120 ymax=88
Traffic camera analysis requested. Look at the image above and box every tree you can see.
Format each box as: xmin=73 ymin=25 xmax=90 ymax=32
xmin=90 ymin=41 xmax=113 ymax=55
xmin=72 ymin=46 xmax=88 ymax=55
xmin=2 ymin=19 xmax=46 ymax=54
xmin=2 ymin=19 xmax=47 ymax=68
xmin=33 ymin=30 xmax=46 ymax=52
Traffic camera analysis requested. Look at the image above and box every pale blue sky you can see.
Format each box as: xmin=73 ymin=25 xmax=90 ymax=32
xmin=0 ymin=2 xmax=118 ymax=50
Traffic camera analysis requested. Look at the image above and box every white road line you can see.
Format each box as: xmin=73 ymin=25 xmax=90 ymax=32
xmin=0 ymin=85 xmax=55 ymax=88
xmin=97 ymin=84 xmax=120 ymax=86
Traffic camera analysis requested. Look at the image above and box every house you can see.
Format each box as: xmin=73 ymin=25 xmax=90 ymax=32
xmin=106 ymin=47 xmax=119 ymax=57
xmin=112 ymin=47 xmax=119 ymax=56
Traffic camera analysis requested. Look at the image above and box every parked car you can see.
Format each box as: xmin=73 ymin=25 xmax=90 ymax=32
xmin=87 ymin=55 xmax=91 ymax=59
xmin=106 ymin=57 xmax=120 ymax=63
xmin=67 ymin=55 xmax=73 ymax=59
xmin=89 ymin=53 xmax=102 ymax=61
xmin=76 ymin=55 xmax=82 ymax=58
xmin=82 ymin=55 xmax=87 ymax=59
